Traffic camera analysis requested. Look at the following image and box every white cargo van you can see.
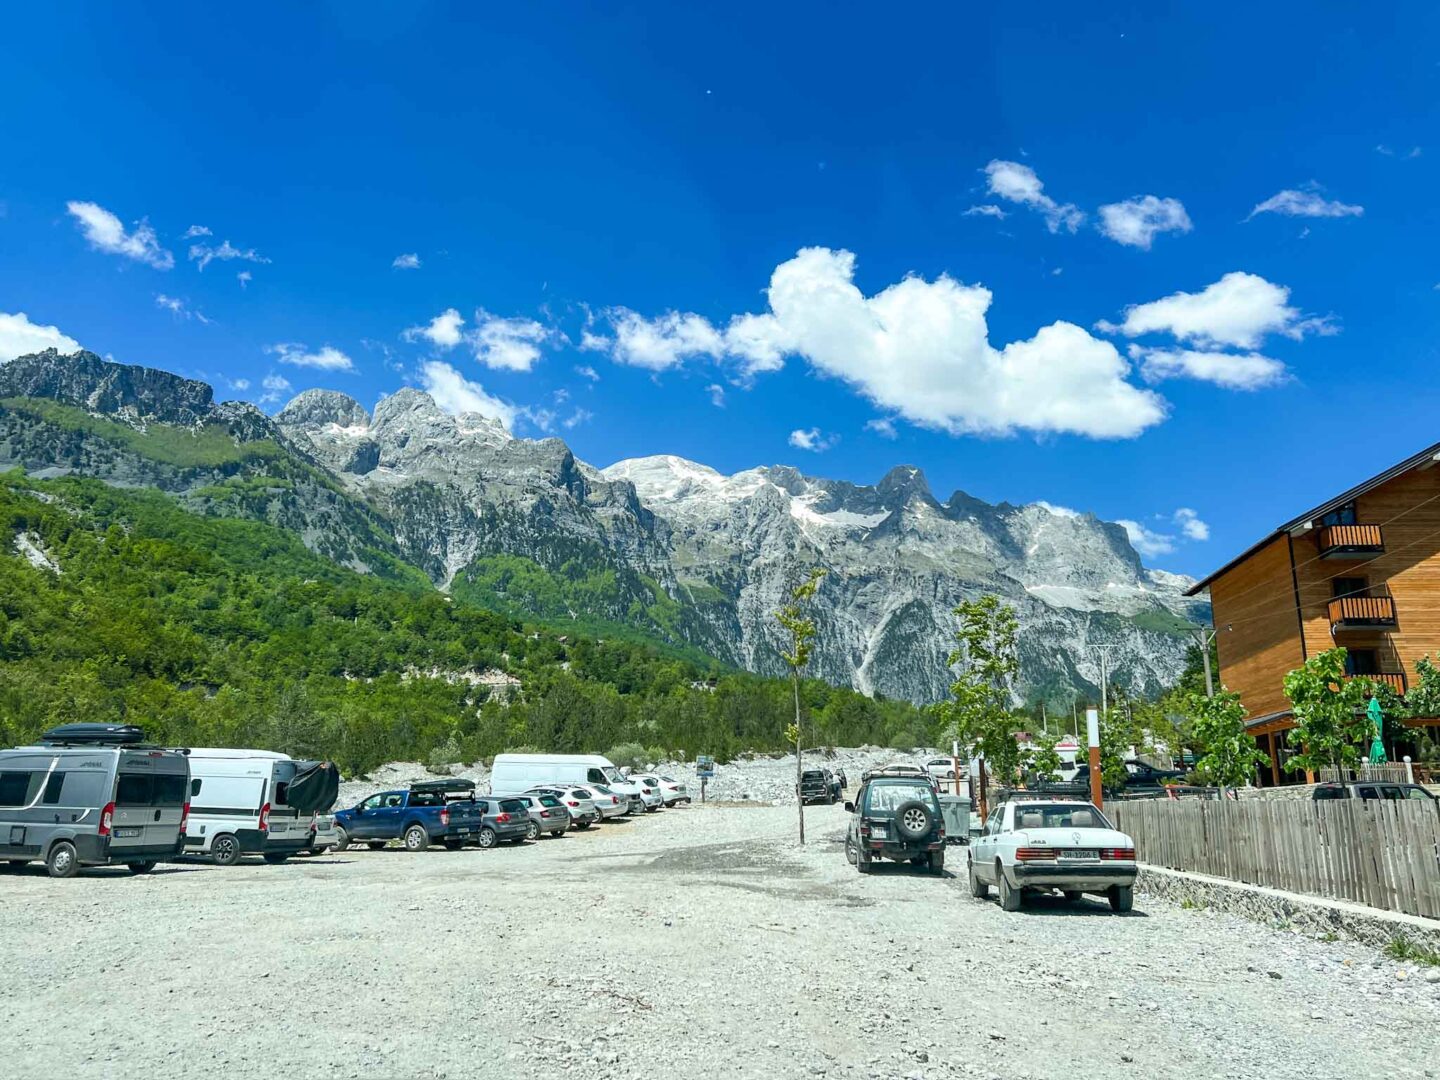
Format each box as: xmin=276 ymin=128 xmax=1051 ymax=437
xmin=490 ymin=753 xmax=655 ymax=813
xmin=178 ymin=748 xmax=318 ymax=865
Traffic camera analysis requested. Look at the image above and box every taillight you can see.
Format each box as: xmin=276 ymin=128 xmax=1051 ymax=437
xmin=1015 ymin=847 xmax=1056 ymax=861
xmin=496 ymin=813 xmax=510 ymax=824
xmin=179 ymin=802 xmax=190 ymax=831
xmin=259 ymin=802 xmax=271 ymax=831
xmin=611 ymin=797 xmax=619 ymax=805
xmin=1101 ymin=847 xmax=1136 ymax=861
xmin=540 ymin=810 xmax=551 ymax=818
xmin=643 ymin=787 xmax=652 ymax=794
xmin=440 ymin=807 xmax=450 ymax=827
xmin=99 ymin=801 xmax=115 ymax=837
xmin=567 ymin=800 xmax=579 ymax=807
xmin=859 ymin=821 xmax=871 ymax=837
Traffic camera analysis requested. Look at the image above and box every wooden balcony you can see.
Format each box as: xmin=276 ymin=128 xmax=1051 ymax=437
xmin=1316 ymin=523 xmax=1384 ymax=559
xmin=1343 ymin=671 xmax=1407 ymax=695
xmin=1327 ymin=594 xmax=1397 ymax=628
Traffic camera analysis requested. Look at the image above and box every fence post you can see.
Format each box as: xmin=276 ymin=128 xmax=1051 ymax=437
xmin=1404 ymin=755 xmax=1414 ymax=785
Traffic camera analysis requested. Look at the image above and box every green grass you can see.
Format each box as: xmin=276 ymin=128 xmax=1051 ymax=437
xmin=1384 ymin=935 xmax=1440 ymax=967
xmin=0 ymin=397 xmax=281 ymax=468
xmin=1130 ymin=608 xmax=1197 ymax=637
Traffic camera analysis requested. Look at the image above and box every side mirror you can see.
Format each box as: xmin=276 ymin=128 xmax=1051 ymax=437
xmin=843 ymin=801 xmax=855 ymax=813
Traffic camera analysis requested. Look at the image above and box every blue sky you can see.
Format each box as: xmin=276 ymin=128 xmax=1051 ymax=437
xmin=2 ymin=3 xmax=1437 ymax=576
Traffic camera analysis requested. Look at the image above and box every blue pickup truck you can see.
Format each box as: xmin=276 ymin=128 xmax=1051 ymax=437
xmin=332 ymin=779 xmax=484 ymax=851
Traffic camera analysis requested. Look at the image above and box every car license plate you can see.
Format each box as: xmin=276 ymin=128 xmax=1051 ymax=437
xmin=456 ymin=827 xmax=473 ymax=834
xmin=115 ymin=827 xmax=142 ymax=838
xmin=1060 ymin=849 xmax=1098 ymax=860
xmin=871 ymin=825 xmax=889 ymax=839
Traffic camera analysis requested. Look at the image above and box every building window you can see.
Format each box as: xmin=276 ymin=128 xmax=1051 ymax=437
xmin=1320 ymin=502 xmax=1358 ymax=526
xmin=1344 ymin=649 xmax=1379 ymax=676
xmin=1332 ymin=576 xmax=1367 ymax=599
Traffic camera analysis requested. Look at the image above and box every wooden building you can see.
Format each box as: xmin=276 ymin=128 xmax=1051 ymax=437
xmin=1187 ymin=440 xmax=1440 ymax=784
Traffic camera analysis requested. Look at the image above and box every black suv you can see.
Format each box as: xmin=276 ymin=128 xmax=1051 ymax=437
xmin=844 ymin=776 xmax=945 ymax=874
xmin=798 ymin=767 xmax=834 ymax=805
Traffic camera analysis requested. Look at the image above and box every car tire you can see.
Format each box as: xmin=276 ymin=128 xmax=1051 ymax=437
xmin=1108 ymin=885 xmax=1134 ymax=914
xmin=211 ymin=833 xmax=242 ymax=867
xmin=525 ymin=821 xmax=541 ymax=841
xmin=477 ymin=826 xmax=498 ymax=849
xmin=403 ymin=825 xmax=429 ymax=852
xmin=929 ymin=850 xmax=945 ymax=875
xmin=575 ymin=819 xmax=592 ymax=830
xmin=645 ymin=804 xmax=659 ymax=813
xmin=333 ymin=826 xmax=350 ymax=851
xmin=366 ymin=841 xmax=387 ymax=850
xmin=1063 ymin=890 xmax=1083 ymax=902
xmin=263 ymin=853 xmax=290 ymax=865
xmin=997 ymin=865 xmax=1023 ymax=911
xmin=844 ymin=835 xmax=858 ymax=865
xmin=892 ymin=800 xmax=935 ymax=842
xmin=968 ymin=858 xmax=988 ymax=898
xmin=46 ymin=841 xmax=79 ymax=879
xmin=857 ymin=850 xmax=872 ymax=875
xmin=443 ymin=839 xmax=465 ymax=851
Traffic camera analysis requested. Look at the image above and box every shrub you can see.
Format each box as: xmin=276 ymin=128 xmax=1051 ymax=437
xmin=605 ymin=742 xmax=653 ymax=770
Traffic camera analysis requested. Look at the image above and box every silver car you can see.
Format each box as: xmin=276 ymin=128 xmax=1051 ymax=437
xmin=526 ymin=786 xmax=600 ymax=828
xmin=583 ymin=783 xmax=630 ymax=819
xmin=511 ymin=793 xmax=571 ymax=839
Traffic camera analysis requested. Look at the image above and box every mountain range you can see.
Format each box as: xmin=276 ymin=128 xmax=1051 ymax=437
xmin=0 ymin=349 xmax=1207 ymax=704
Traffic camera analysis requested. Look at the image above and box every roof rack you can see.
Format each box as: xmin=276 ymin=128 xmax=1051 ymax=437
xmin=409 ymin=778 xmax=477 ymax=794
xmin=39 ymin=723 xmax=148 ymax=747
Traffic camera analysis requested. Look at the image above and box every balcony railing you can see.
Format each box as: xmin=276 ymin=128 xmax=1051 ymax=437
xmin=1342 ymin=671 xmax=1407 ymax=695
xmin=1316 ymin=523 xmax=1385 ymax=558
xmin=1327 ymin=593 xmax=1397 ymax=628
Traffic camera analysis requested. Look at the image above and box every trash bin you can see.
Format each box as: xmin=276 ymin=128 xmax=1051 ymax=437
xmin=937 ymin=794 xmax=969 ymax=844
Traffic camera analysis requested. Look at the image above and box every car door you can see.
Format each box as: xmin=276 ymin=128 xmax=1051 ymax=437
xmin=347 ymin=793 xmax=386 ymax=839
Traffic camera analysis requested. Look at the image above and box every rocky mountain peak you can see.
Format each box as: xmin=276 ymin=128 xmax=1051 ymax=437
xmin=0 ymin=349 xmax=215 ymax=426
xmin=277 ymin=389 xmax=370 ymax=431
xmin=876 ymin=464 xmax=935 ymax=508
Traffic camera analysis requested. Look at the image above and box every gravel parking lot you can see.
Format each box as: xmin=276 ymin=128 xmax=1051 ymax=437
xmin=3 ymin=802 xmax=1437 ymax=1080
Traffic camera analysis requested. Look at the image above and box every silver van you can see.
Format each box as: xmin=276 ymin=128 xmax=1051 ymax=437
xmin=0 ymin=724 xmax=190 ymax=877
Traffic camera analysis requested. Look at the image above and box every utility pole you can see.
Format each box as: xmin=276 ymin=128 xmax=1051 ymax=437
xmin=1191 ymin=626 xmax=1217 ymax=698
xmin=1090 ymin=644 xmax=1120 ymax=718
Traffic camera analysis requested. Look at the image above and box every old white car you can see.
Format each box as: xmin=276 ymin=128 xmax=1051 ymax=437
xmin=967 ymin=799 xmax=1137 ymax=913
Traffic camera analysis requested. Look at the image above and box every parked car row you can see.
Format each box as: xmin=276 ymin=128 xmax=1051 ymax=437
xmin=0 ymin=731 xmax=694 ymax=878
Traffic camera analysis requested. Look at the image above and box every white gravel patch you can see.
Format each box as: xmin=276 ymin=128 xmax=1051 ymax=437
xmin=1 ymin=803 xmax=1436 ymax=1080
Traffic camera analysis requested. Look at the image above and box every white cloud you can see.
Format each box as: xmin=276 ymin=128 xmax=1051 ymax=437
xmin=189 ymin=239 xmax=269 ymax=271
xmin=983 ymin=160 xmax=1084 ymax=234
xmin=0 ymin=311 xmax=81 ymax=362
xmin=603 ymin=309 xmax=725 ymax=371
xmin=267 ymin=343 xmax=355 ymax=371
xmin=1174 ymin=507 xmax=1210 ymax=542
xmin=1117 ymin=519 xmax=1175 ymax=559
xmin=1247 ymin=188 xmax=1363 ymax=220
xmin=183 ymin=225 xmax=212 ymax=239
xmin=1097 ymin=195 xmax=1193 ymax=250
xmin=788 ymin=427 xmax=837 ymax=452
xmin=525 ymin=407 xmax=558 ymax=433
xmin=562 ymin=407 xmax=593 ymax=429
xmin=259 ymin=373 xmax=292 ymax=405
xmin=705 ymin=383 xmax=726 ymax=408
xmin=1101 ymin=271 xmax=1332 ymax=350
xmin=723 ymin=311 xmax=792 ymax=375
xmin=66 ymin=200 xmax=174 ymax=269
xmin=1034 ymin=501 xmax=1078 ymax=518
xmin=154 ymin=294 xmax=211 ymax=324
xmin=590 ymin=247 xmax=1166 ymax=439
xmin=237 ymin=270 xmax=252 ymax=288
xmin=230 ymin=378 xmax=251 ymax=392
xmin=575 ymin=364 xmax=600 ymax=381
xmin=865 ymin=417 xmax=897 ymax=439
xmin=406 ymin=307 xmax=465 ymax=349
xmin=469 ymin=312 xmax=552 ymax=372
xmin=392 ymin=253 xmax=422 ymax=270
xmin=1136 ymin=346 xmax=1286 ymax=390
xmin=963 ymin=204 xmax=1007 ymax=220
xmin=418 ymin=360 xmax=517 ymax=430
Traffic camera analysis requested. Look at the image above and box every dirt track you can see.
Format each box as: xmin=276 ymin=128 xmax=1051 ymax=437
xmin=3 ymin=802 xmax=1437 ymax=1080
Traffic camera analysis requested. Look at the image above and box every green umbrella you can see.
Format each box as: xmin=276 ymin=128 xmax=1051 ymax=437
xmin=1366 ymin=695 xmax=1387 ymax=765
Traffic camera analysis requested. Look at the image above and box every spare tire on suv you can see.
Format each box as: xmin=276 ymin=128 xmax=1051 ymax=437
xmin=892 ymin=799 xmax=935 ymax=841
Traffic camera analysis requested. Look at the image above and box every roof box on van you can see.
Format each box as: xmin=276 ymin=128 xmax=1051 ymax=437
xmin=41 ymin=723 xmax=148 ymax=746
xmin=410 ymin=779 xmax=476 ymax=795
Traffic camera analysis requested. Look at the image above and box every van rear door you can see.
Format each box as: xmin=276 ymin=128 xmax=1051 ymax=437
xmin=112 ymin=753 xmax=188 ymax=855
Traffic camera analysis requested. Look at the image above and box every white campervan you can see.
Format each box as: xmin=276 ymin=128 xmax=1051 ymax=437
xmin=179 ymin=748 xmax=315 ymax=865
xmin=489 ymin=753 xmax=658 ymax=813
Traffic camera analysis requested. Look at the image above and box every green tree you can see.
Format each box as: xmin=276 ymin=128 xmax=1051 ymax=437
xmin=1282 ymin=647 xmax=1372 ymax=775
xmin=775 ymin=567 xmax=827 ymax=845
xmin=937 ymin=594 xmax=1023 ymax=789
xmin=1027 ymin=731 xmax=1063 ymax=785
xmin=1188 ymin=689 xmax=1266 ymax=789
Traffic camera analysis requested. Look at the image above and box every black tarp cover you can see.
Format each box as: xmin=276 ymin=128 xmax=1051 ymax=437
xmin=287 ymin=760 xmax=340 ymax=813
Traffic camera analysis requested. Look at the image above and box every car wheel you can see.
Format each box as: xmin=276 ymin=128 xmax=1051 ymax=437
xmin=929 ymin=850 xmax=945 ymax=875
xmin=844 ymin=835 xmax=857 ymax=865
xmin=403 ymin=825 xmax=429 ymax=852
xmin=575 ymin=819 xmax=592 ymax=830
xmin=1063 ymin=890 xmax=1083 ymax=902
xmin=477 ymin=826 xmax=498 ymax=849
xmin=892 ymin=800 xmax=935 ymax=842
xmin=46 ymin=841 xmax=79 ymax=879
xmin=211 ymin=834 xmax=242 ymax=867
xmin=968 ymin=858 xmax=988 ymax=898
xmin=645 ymin=804 xmax=659 ymax=813
xmin=997 ymin=865 xmax=1023 ymax=911
xmin=857 ymin=851 xmax=872 ymax=875
xmin=366 ymin=841 xmax=387 ymax=850
xmin=333 ymin=827 xmax=350 ymax=851
xmin=1108 ymin=885 xmax=1134 ymax=914
xmin=526 ymin=821 xmax=541 ymax=841
xmin=262 ymin=853 xmax=290 ymax=865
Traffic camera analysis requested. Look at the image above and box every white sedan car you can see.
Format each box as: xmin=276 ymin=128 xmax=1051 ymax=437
xmin=967 ymin=799 xmax=1137 ymax=913
xmin=576 ymin=784 xmax=629 ymax=819
xmin=656 ymin=775 xmax=689 ymax=806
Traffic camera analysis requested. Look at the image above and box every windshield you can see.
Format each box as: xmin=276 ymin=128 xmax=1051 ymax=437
xmin=865 ymin=782 xmax=936 ymax=811
xmin=1013 ymin=803 xmax=1111 ymax=830
xmin=591 ymin=784 xmax=612 ymax=795
xmin=602 ymin=767 xmax=623 ymax=783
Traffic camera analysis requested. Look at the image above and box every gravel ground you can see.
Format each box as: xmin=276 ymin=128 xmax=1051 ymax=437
xmin=3 ymin=802 xmax=1437 ymax=1080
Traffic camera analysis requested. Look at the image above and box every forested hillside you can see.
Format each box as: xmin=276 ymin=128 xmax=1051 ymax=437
xmin=0 ymin=472 xmax=930 ymax=773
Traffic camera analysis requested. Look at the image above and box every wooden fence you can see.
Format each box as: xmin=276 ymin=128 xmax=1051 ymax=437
xmin=1109 ymin=798 xmax=1440 ymax=919
xmin=1318 ymin=764 xmax=1412 ymax=784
